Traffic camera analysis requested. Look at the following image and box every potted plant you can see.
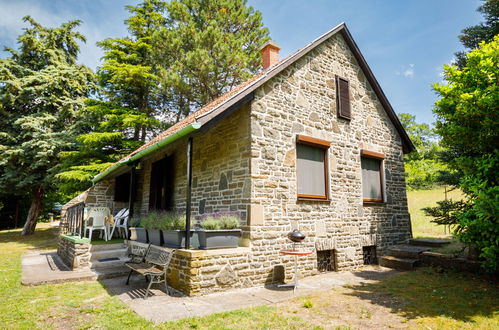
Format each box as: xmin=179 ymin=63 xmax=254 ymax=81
xmin=129 ymin=217 xmax=148 ymax=243
xmin=141 ymin=212 xmax=162 ymax=246
xmin=197 ymin=212 xmax=242 ymax=249
xmin=159 ymin=213 xmax=198 ymax=249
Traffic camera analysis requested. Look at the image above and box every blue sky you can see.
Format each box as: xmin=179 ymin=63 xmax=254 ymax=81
xmin=0 ymin=0 xmax=483 ymax=124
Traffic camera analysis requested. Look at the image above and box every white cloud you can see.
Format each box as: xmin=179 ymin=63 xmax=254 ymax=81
xmin=403 ymin=64 xmax=415 ymax=78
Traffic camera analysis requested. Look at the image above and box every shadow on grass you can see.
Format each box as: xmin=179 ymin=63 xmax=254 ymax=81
xmin=0 ymin=224 xmax=59 ymax=250
xmin=345 ymin=267 xmax=499 ymax=323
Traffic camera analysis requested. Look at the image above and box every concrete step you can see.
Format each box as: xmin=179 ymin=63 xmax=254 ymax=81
xmin=93 ymin=265 xmax=130 ymax=280
xmin=90 ymin=248 xmax=128 ymax=262
xmin=388 ymin=245 xmax=431 ymax=259
xmin=408 ymin=238 xmax=451 ymax=248
xmin=379 ymin=256 xmax=419 ymax=271
xmin=89 ymin=256 xmax=130 ymax=269
xmin=90 ymin=242 xmax=125 ymax=252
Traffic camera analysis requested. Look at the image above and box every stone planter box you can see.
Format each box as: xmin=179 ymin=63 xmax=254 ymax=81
xmin=147 ymin=229 xmax=162 ymax=246
xmin=133 ymin=227 xmax=148 ymax=243
xmin=197 ymin=229 xmax=241 ymax=249
xmin=162 ymin=230 xmax=198 ymax=249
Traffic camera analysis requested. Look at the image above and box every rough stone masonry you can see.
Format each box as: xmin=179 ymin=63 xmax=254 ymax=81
xmin=60 ymin=31 xmax=412 ymax=296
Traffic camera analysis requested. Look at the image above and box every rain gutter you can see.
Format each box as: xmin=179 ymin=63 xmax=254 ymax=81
xmin=92 ymin=122 xmax=202 ymax=184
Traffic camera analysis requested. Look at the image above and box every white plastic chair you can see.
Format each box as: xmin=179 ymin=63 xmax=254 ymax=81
xmin=84 ymin=207 xmax=110 ymax=241
xmin=109 ymin=208 xmax=129 ymax=239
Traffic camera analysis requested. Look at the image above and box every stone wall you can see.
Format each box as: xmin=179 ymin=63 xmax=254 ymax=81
xmin=57 ymin=235 xmax=91 ymax=269
xmin=168 ymin=247 xmax=286 ymax=296
xmin=137 ymin=105 xmax=252 ymax=225
xmin=247 ymin=32 xmax=412 ymax=278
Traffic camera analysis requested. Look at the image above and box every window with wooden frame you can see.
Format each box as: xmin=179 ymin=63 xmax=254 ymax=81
xmin=296 ymin=135 xmax=330 ymax=200
xmin=361 ymin=150 xmax=385 ymax=203
xmin=336 ymin=76 xmax=351 ymax=120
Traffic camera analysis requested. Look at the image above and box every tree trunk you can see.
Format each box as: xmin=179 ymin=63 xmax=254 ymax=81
xmin=21 ymin=186 xmax=44 ymax=236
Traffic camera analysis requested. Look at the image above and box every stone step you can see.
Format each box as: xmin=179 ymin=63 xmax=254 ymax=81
xmin=408 ymin=238 xmax=451 ymax=248
xmin=388 ymin=245 xmax=431 ymax=259
xmin=379 ymin=256 xmax=419 ymax=271
xmin=89 ymin=256 xmax=129 ymax=269
xmin=90 ymin=248 xmax=128 ymax=262
xmin=92 ymin=266 xmax=130 ymax=280
xmin=90 ymin=242 xmax=125 ymax=252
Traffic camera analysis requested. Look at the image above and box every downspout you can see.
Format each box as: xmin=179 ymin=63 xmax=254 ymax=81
xmin=185 ymin=137 xmax=193 ymax=249
xmin=92 ymin=122 xmax=202 ymax=184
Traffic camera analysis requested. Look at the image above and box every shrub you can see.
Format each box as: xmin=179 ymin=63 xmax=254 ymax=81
xmin=128 ymin=217 xmax=141 ymax=228
xmin=200 ymin=212 xmax=240 ymax=230
xmin=157 ymin=213 xmax=188 ymax=230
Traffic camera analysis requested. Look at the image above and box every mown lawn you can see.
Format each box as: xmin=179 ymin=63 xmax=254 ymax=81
xmin=407 ymin=186 xmax=463 ymax=238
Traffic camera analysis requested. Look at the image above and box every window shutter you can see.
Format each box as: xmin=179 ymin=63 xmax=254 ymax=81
xmin=336 ymin=76 xmax=351 ymax=120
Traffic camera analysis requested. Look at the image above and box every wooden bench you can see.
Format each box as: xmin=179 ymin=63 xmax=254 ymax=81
xmin=124 ymin=241 xmax=175 ymax=299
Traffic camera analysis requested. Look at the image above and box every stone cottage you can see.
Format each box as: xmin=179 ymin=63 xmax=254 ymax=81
xmin=62 ymin=23 xmax=414 ymax=295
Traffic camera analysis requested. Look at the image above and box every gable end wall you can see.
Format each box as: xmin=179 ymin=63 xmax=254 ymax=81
xmin=249 ymin=33 xmax=411 ymax=274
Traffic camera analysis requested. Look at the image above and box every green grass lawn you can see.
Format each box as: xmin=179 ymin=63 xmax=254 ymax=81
xmin=1 ymin=221 xmax=498 ymax=329
xmin=407 ymin=186 xmax=463 ymax=238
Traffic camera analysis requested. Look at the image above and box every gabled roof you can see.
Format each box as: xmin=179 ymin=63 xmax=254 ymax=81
xmin=93 ymin=23 xmax=414 ymax=183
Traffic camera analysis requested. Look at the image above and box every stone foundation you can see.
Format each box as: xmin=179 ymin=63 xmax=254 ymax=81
xmin=57 ymin=235 xmax=91 ymax=269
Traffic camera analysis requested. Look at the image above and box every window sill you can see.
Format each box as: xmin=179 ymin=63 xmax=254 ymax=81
xmin=363 ymin=200 xmax=386 ymax=206
xmin=297 ymin=197 xmax=331 ymax=202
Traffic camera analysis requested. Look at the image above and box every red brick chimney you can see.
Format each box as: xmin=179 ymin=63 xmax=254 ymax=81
xmin=260 ymin=40 xmax=280 ymax=70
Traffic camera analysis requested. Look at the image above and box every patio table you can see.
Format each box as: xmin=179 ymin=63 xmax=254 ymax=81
xmin=278 ymin=249 xmax=315 ymax=291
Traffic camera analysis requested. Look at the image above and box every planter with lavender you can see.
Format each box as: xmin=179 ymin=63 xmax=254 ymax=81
xmin=141 ymin=212 xmax=163 ymax=246
xmin=197 ymin=213 xmax=242 ymax=249
xmin=159 ymin=213 xmax=198 ymax=249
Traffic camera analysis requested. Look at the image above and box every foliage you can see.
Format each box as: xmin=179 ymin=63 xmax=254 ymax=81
xmin=153 ymin=0 xmax=269 ymax=119
xmin=140 ymin=211 xmax=189 ymax=230
xmin=97 ymin=0 xmax=167 ymax=139
xmin=128 ymin=217 xmax=141 ymax=228
xmin=0 ymin=17 xmax=95 ymax=234
xmin=455 ymin=0 xmax=499 ymax=68
xmin=56 ymin=1 xmax=168 ymax=197
xmin=56 ymin=99 xmax=160 ymax=196
xmin=431 ymin=36 xmax=499 ymax=271
xmin=422 ymin=199 xmax=469 ymax=232
xmin=200 ymin=212 xmax=240 ymax=230
xmin=398 ymin=113 xmax=447 ymax=190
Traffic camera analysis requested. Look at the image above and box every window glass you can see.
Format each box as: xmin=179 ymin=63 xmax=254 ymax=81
xmin=297 ymin=144 xmax=326 ymax=197
xmin=361 ymin=157 xmax=382 ymax=201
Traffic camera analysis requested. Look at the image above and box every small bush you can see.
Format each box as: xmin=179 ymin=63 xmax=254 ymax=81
xmin=200 ymin=212 xmax=240 ymax=230
xmin=128 ymin=217 xmax=141 ymax=227
xmin=158 ymin=213 xmax=187 ymax=230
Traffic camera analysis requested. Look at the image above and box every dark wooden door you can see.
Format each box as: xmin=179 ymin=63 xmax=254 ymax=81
xmin=149 ymin=155 xmax=174 ymax=210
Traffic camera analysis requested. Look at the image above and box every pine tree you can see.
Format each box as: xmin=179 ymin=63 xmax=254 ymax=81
xmin=154 ymin=0 xmax=269 ymax=119
xmin=0 ymin=17 xmax=95 ymax=235
xmin=455 ymin=0 xmax=499 ymax=68
xmin=97 ymin=0 xmax=167 ymax=140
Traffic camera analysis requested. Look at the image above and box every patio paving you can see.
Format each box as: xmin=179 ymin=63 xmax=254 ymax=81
xmin=101 ymin=265 xmax=399 ymax=323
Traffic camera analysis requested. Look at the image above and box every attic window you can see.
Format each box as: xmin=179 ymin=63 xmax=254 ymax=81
xmin=336 ymin=76 xmax=351 ymax=120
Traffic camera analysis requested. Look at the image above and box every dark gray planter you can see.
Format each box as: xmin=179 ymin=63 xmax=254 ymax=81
xmin=162 ymin=230 xmax=198 ymax=249
xmin=197 ymin=229 xmax=241 ymax=249
xmin=135 ymin=227 xmax=148 ymax=243
xmin=147 ymin=229 xmax=162 ymax=246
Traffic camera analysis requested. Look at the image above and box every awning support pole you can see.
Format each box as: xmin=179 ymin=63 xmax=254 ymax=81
xmin=128 ymin=165 xmax=136 ymax=219
xmin=185 ymin=137 xmax=193 ymax=249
